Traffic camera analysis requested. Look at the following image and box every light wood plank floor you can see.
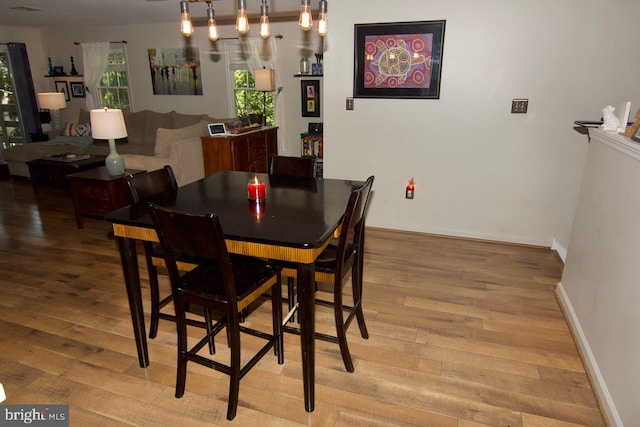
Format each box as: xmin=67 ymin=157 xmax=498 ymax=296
xmin=0 ymin=178 xmax=606 ymax=426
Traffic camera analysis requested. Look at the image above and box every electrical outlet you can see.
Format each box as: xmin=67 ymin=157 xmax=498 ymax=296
xmin=346 ymin=97 xmax=354 ymax=110
xmin=511 ymin=99 xmax=528 ymax=114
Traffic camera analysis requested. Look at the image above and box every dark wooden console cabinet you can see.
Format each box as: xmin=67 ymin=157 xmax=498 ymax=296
xmin=201 ymin=127 xmax=278 ymax=176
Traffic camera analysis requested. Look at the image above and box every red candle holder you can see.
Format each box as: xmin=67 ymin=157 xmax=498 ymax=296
xmin=247 ymin=176 xmax=267 ymax=201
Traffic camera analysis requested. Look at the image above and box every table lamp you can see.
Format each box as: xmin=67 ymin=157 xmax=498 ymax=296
xmin=90 ymin=108 xmax=128 ymax=176
xmin=37 ymin=92 xmax=66 ymax=129
xmin=254 ymin=68 xmax=275 ymax=127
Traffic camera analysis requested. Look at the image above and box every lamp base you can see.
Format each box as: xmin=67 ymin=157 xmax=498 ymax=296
xmin=105 ymin=139 xmax=125 ymax=176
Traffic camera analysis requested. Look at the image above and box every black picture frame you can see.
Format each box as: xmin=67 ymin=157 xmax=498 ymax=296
xmin=301 ymin=79 xmax=320 ymax=117
xmin=70 ymin=82 xmax=85 ymax=98
xmin=55 ymin=80 xmax=70 ymax=101
xmin=354 ymin=20 xmax=446 ymax=99
xmin=632 ymin=124 xmax=640 ymax=143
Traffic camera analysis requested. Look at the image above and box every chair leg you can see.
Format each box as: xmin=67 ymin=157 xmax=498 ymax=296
xmin=334 ymin=281 xmax=354 ymax=373
xmin=204 ymin=308 xmax=216 ymax=355
xmin=286 ymin=276 xmax=296 ymax=324
xmin=226 ymin=314 xmax=242 ymax=420
xmin=273 ymin=273 xmax=284 ymax=363
xmin=174 ymin=296 xmax=188 ymax=398
xmin=351 ymin=259 xmax=369 ymax=339
xmin=143 ymin=242 xmax=161 ymax=339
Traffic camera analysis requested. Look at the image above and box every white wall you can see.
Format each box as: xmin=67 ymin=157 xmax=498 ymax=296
xmin=557 ymin=129 xmax=640 ymax=426
xmin=324 ymin=0 xmax=640 ymax=250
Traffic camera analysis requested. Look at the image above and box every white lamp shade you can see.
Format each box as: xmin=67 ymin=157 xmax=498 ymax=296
xmin=90 ymin=108 xmax=128 ymax=139
xmin=37 ymin=92 xmax=66 ymax=110
xmin=254 ymin=68 xmax=276 ymax=92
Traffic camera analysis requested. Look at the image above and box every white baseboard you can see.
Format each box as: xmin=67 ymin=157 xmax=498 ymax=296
xmin=551 ymin=238 xmax=567 ymax=263
xmin=555 ymin=283 xmax=622 ymax=426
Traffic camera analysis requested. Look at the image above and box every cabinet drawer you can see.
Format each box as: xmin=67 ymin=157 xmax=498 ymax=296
xmin=73 ymin=182 xmax=111 ymax=200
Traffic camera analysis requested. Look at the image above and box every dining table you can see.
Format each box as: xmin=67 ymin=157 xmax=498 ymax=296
xmin=104 ymin=170 xmax=361 ymax=412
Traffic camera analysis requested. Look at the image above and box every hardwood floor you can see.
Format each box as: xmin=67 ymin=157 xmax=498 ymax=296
xmin=0 ymin=178 xmax=606 ymax=426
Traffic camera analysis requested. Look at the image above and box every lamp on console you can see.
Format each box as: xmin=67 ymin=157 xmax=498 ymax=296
xmin=37 ymin=92 xmax=66 ymax=130
xmin=254 ymin=68 xmax=275 ymax=127
xmin=90 ymin=108 xmax=128 ymax=176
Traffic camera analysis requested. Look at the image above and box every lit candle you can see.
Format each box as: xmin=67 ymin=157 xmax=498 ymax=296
xmin=247 ymin=175 xmax=266 ymax=200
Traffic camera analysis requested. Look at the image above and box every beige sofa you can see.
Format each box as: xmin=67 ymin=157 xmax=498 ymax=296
xmin=3 ymin=109 xmax=237 ymax=186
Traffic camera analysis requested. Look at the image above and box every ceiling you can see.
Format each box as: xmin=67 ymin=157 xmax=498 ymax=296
xmin=0 ymin=0 xmax=308 ymax=28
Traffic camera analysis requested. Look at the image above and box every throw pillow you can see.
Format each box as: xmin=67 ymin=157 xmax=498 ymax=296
xmin=154 ymin=120 xmax=208 ymax=158
xmin=61 ymin=122 xmax=91 ymax=137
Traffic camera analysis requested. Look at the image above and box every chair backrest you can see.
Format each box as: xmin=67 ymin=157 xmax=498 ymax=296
xmin=334 ymin=176 xmax=375 ymax=273
xmin=148 ymin=203 xmax=238 ymax=301
xmin=269 ymin=155 xmax=316 ymax=178
xmin=125 ymin=165 xmax=178 ymax=204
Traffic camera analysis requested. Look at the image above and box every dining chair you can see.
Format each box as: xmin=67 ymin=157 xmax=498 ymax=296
xmin=269 ymin=154 xmax=316 ymax=178
xmin=282 ymin=175 xmax=375 ymax=372
xmin=268 ymin=154 xmax=317 ymax=321
xmin=125 ymin=166 xmax=202 ymax=341
xmin=148 ymin=203 xmax=284 ymax=421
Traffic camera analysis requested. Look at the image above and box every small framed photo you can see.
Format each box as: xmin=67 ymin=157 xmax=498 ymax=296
xmin=55 ymin=80 xmax=70 ymax=102
xmin=354 ymin=20 xmax=446 ymax=99
xmin=70 ymin=82 xmax=85 ymax=98
xmin=301 ymin=79 xmax=320 ymax=117
xmin=631 ymin=123 xmax=640 ymax=143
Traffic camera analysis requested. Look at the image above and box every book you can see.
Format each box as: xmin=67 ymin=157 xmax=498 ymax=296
xmin=43 ymin=153 xmax=90 ymax=162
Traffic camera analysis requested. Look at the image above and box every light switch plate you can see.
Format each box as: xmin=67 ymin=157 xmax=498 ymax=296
xmin=346 ymin=97 xmax=354 ymax=110
xmin=511 ymin=99 xmax=528 ymax=114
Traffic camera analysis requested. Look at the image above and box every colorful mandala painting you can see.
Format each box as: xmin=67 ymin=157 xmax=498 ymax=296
xmin=363 ymin=33 xmax=433 ymax=89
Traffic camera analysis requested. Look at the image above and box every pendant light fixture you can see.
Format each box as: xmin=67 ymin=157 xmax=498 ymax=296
xmin=178 ymin=0 xmax=327 ymax=38
xmin=259 ymin=0 xmax=270 ymax=39
xmin=299 ymin=0 xmax=313 ymax=31
xmin=317 ymin=0 xmax=328 ymax=36
xmin=179 ymin=0 xmax=194 ymax=37
xmin=206 ymin=1 xmax=219 ymax=41
xmin=236 ymin=0 xmax=249 ymax=35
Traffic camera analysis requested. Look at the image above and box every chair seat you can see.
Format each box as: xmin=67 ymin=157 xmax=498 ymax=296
xmin=181 ymin=257 xmax=279 ymax=304
xmin=314 ymin=243 xmax=355 ymax=269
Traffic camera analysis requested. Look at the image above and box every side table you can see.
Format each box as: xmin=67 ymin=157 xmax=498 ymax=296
xmin=26 ymin=155 xmax=107 ymax=195
xmin=68 ymin=167 xmax=145 ymax=229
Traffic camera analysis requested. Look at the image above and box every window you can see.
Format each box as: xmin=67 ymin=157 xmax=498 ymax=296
xmin=96 ymin=48 xmax=132 ymax=111
xmin=0 ymin=51 xmax=23 ymax=148
xmin=233 ymin=68 xmax=274 ymax=126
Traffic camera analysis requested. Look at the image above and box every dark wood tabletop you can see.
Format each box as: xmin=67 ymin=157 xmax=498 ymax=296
xmin=106 ymin=170 xmax=360 ymax=249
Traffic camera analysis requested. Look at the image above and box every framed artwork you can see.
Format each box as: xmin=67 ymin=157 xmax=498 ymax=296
xmin=301 ymin=79 xmax=320 ymax=117
xmin=147 ymin=47 xmax=203 ymax=95
xmin=353 ymin=20 xmax=446 ymax=99
xmin=55 ymin=80 xmax=70 ymax=101
xmin=70 ymin=82 xmax=85 ymax=98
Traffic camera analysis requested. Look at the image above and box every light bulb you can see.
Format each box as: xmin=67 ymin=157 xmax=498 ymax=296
xmin=259 ymin=1 xmax=270 ymax=39
xmin=206 ymin=2 xmax=219 ymax=41
xmin=179 ymin=0 xmax=193 ymax=37
xmin=317 ymin=0 xmax=328 ymax=36
xmin=259 ymin=15 xmax=270 ymax=39
xmin=208 ymin=18 xmax=219 ymax=41
xmin=299 ymin=0 xmax=313 ymax=31
xmin=236 ymin=0 xmax=249 ymax=35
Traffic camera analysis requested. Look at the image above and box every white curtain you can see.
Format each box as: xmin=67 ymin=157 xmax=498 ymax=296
xmin=241 ymin=37 xmax=288 ymax=155
xmin=80 ymin=42 xmax=110 ymax=110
